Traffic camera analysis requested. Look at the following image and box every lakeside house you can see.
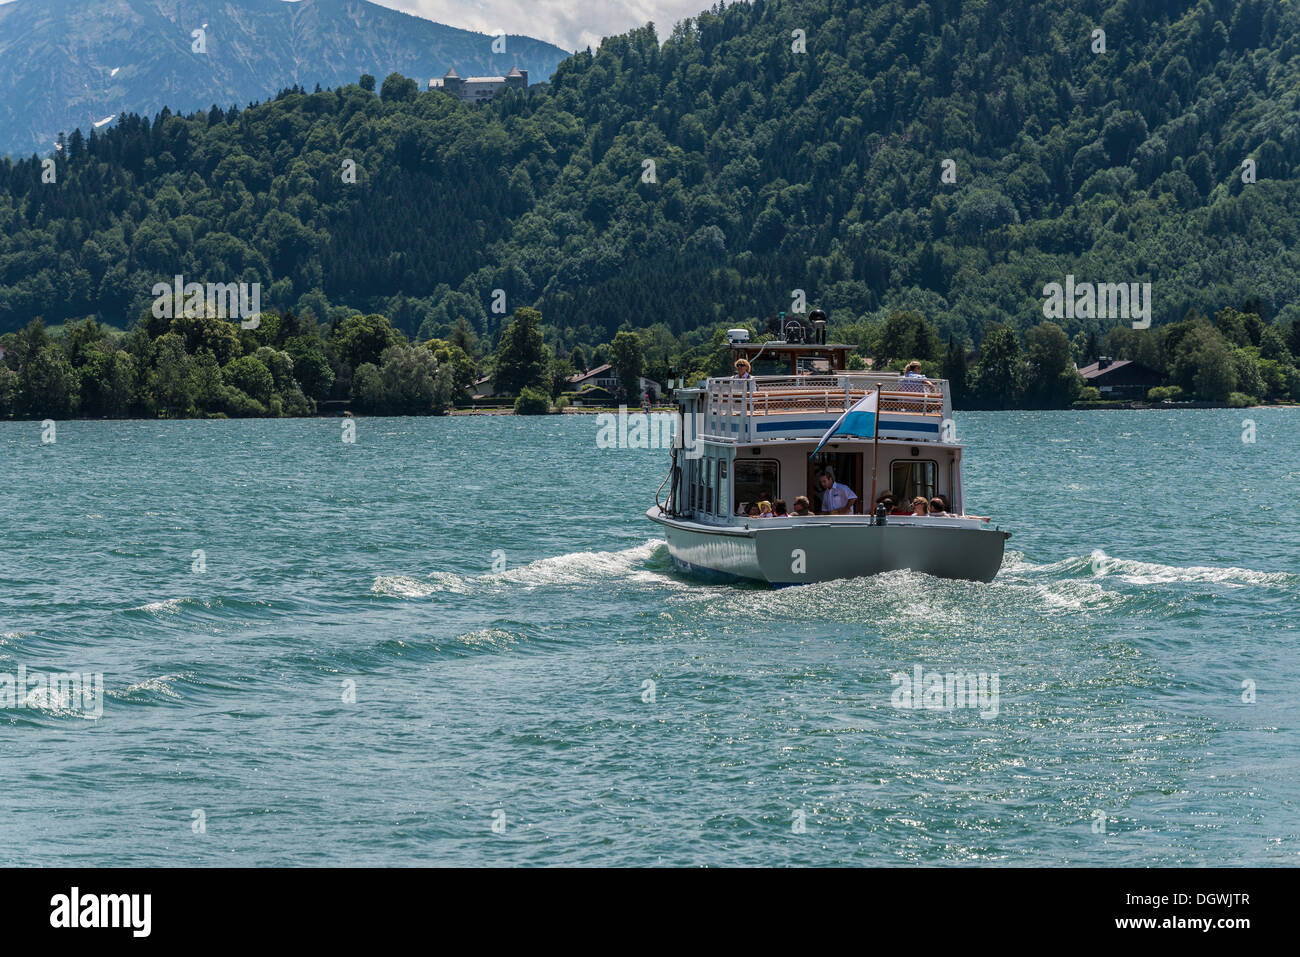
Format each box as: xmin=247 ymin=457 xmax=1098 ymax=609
xmin=465 ymin=365 xmax=664 ymax=406
xmin=468 ymin=374 xmax=511 ymax=401
xmin=429 ymin=67 xmax=528 ymax=102
xmin=1078 ymin=357 xmax=1162 ymax=398
xmin=567 ymin=364 xmax=663 ymax=405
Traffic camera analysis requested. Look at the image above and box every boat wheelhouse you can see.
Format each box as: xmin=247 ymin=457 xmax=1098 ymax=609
xmin=647 ymin=337 xmax=1010 ymax=585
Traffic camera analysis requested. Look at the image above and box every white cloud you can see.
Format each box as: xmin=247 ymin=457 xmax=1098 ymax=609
xmin=371 ymin=0 xmax=708 ymax=52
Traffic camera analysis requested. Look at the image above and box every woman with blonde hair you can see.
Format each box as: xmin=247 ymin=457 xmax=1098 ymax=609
xmin=733 ymin=358 xmax=752 ymax=379
xmin=911 ymin=497 xmax=930 ymax=516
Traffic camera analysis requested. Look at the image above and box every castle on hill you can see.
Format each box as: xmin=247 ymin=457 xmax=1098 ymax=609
xmin=429 ymin=67 xmax=528 ymax=102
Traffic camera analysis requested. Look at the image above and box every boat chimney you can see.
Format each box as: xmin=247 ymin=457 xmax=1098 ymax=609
xmin=809 ymin=309 xmax=827 ymax=344
xmin=1097 ymin=356 xmax=1112 ymax=369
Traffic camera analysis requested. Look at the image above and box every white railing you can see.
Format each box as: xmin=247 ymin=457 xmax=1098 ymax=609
xmin=700 ymin=375 xmax=949 ymax=441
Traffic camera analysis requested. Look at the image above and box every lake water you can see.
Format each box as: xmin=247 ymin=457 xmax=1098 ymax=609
xmin=1 ymin=409 xmax=1297 ymax=865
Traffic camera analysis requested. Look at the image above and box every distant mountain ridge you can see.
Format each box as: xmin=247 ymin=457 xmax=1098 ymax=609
xmin=0 ymin=0 xmax=572 ymax=156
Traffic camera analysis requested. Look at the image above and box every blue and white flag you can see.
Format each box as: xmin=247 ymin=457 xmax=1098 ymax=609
xmin=810 ymin=389 xmax=878 ymax=457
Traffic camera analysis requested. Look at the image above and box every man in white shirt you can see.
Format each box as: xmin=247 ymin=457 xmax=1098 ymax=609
xmin=817 ymin=468 xmax=858 ymax=515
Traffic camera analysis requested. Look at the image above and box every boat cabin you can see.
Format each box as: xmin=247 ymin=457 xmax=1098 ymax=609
xmin=666 ymin=341 xmax=967 ymax=522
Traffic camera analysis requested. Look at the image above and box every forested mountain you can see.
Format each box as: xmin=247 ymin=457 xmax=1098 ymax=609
xmin=0 ymin=0 xmax=570 ymax=157
xmin=1 ymin=0 xmax=1299 ymax=376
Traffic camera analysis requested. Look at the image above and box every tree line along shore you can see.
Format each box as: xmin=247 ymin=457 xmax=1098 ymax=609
xmin=2 ymin=301 xmax=1297 ymax=421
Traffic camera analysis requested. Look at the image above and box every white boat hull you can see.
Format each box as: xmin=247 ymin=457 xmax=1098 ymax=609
xmin=647 ymin=508 xmax=1009 ymax=585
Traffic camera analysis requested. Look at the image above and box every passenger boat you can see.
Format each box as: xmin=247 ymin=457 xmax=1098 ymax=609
xmin=647 ymin=325 xmax=1010 ymax=585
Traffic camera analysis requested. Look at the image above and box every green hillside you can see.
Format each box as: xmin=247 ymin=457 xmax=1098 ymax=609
xmin=2 ymin=0 xmax=1300 ymax=416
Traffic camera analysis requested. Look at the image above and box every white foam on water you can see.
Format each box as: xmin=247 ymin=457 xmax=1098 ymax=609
xmin=1004 ymin=550 xmax=1292 ymax=589
xmin=493 ymin=540 xmax=667 ymax=588
xmin=1030 ymin=579 xmax=1118 ymax=611
xmin=454 ymin=627 xmax=521 ymax=650
xmin=118 ymin=673 xmax=189 ymax=700
xmin=131 ymin=597 xmax=186 ymax=614
xmin=371 ymin=575 xmax=445 ymax=598
xmin=371 ymin=540 xmax=674 ymax=598
xmin=18 ymin=685 xmax=101 ymax=719
xmin=1086 ymin=550 xmax=1293 ymax=588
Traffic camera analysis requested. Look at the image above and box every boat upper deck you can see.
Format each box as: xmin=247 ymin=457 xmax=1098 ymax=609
xmin=678 ymin=370 xmax=952 ymax=444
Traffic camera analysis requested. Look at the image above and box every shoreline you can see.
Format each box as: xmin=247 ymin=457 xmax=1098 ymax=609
xmin=0 ymin=403 xmax=1294 ymax=424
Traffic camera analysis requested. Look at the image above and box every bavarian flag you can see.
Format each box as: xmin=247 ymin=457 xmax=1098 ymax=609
xmin=810 ymin=389 xmax=878 ymax=457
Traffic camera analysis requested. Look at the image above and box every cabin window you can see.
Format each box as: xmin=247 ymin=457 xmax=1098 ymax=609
xmin=796 ymin=356 xmax=832 ymax=375
xmin=705 ymin=457 xmax=715 ymax=514
xmin=734 ymin=459 xmax=779 ymax=513
xmin=890 ymin=460 xmax=936 ymax=503
xmin=750 ymin=357 xmax=789 ymax=377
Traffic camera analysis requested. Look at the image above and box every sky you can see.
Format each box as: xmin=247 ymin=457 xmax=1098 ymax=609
xmin=364 ymin=0 xmax=706 ymax=51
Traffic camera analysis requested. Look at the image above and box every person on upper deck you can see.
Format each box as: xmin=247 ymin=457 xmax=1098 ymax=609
xmin=899 ymin=361 xmax=934 ymax=385
xmin=817 ymin=468 xmax=858 ymax=515
xmin=911 ymin=497 xmax=930 ymax=516
xmin=791 ymin=496 xmax=813 ymax=516
xmin=895 ymin=361 xmax=936 ymax=414
xmin=757 ymin=501 xmax=774 ymax=518
xmin=733 ymin=358 xmax=752 ymax=379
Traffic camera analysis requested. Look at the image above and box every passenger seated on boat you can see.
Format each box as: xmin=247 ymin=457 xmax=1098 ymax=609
xmin=745 ymin=503 xmax=761 ymax=518
xmin=930 ymin=492 xmax=991 ymax=522
xmin=890 ymin=497 xmax=914 ymax=515
xmin=911 ymin=497 xmax=930 ymax=516
xmin=733 ymin=358 xmax=752 ymax=379
xmin=817 ymin=468 xmax=858 ymax=515
xmin=875 ymin=492 xmax=896 ymax=513
xmin=928 ymin=497 xmax=951 ymax=517
xmin=772 ymin=499 xmax=789 ymax=517
xmin=791 ymin=496 xmax=813 ymax=516
xmin=757 ymin=501 xmax=774 ymax=518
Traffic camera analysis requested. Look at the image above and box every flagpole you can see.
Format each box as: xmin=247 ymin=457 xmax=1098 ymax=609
xmin=868 ymin=384 xmax=881 ymax=515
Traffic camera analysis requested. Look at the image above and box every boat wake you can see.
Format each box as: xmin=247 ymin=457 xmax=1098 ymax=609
xmin=1004 ymin=549 xmax=1296 ymax=589
xmin=370 ymin=540 xmax=681 ymax=598
xmin=370 ymin=541 xmax=1293 ymax=614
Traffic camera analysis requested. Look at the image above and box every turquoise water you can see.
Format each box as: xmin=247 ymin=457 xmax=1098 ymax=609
xmin=1 ymin=410 xmax=1297 ymax=866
